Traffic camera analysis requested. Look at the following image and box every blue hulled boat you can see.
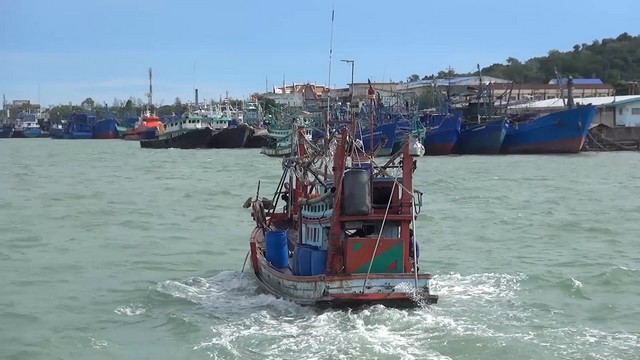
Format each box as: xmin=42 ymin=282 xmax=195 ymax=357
xmin=421 ymin=112 xmax=461 ymax=155
xmin=502 ymin=105 xmax=597 ymax=154
xmin=92 ymin=118 xmax=120 ymax=139
xmin=359 ymin=122 xmax=399 ymax=156
xmin=456 ymin=117 xmax=508 ymax=154
xmin=60 ymin=112 xmax=93 ymax=139
xmin=0 ymin=123 xmax=14 ymax=138
xmin=13 ymin=113 xmax=42 ymax=138
xmin=49 ymin=124 xmax=64 ymax=139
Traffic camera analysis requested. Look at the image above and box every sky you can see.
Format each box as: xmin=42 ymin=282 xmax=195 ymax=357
xmin=1 ymin=0 xmax=639 ymax=106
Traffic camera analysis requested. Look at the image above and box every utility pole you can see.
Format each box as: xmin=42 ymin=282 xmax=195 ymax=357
xmin=341 ymin=59 xmax=355 ymax=134
xmin=341 ymin=59 xmax=355 ymax=100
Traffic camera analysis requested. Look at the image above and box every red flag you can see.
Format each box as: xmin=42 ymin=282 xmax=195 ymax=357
xmin=367 ymin=79 xmax=375 ymax=99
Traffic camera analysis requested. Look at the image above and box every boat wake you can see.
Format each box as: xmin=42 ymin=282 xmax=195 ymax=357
xmin=110 ymin=270 xmax=638 ymax=359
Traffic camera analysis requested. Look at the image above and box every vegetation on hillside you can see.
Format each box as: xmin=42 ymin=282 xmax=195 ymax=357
xmin=407 ymin=32 xmax=640 ymax=95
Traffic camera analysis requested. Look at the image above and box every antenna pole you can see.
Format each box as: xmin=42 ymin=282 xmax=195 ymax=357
xmin=326 ymin=7 xmax=335 ymax=145
xmin=147 ymin=68 xmax=153 ymax=110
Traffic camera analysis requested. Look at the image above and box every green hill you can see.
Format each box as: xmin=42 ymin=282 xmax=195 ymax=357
xmin=412 ymin=32 xmax=640 ymax=94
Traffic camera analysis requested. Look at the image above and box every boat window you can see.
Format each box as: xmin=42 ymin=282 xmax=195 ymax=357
xmin=372 ymin=183 xmax=394 ymax=209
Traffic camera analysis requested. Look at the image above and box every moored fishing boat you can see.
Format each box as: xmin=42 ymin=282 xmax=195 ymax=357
xmin=57 ymin=112 xmax=92 ymax=139
xmin=0 ymin=123 xmax=14 ymax=138
xmin=92 ymin=118 xmax=120 ymax=139
xmin=12 ymin=113 xmax=42 ymax=138
xmin=421 ymin=112 xmax=461 ymax=155
xmin=502 ymin=105 xmax=596 ymax=154
xmin=140 ymin=113 xmax=213 ymax=149
xmin=123 ymin=111 xmax=161 ymax=140
xmin=456 ymin=117 xmax=508 ymax=154
xmin=245 ymin=126 xmax=438 ymax=308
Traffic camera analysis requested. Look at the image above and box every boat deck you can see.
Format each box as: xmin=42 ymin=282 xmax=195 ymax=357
xmin=255 ymin=220 xmax=298 ymax=275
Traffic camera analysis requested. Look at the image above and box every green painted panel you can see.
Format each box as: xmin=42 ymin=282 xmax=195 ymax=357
xmin=353 ymin=242 xmax=404 ymax=273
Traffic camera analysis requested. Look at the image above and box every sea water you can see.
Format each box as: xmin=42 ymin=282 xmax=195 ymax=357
xmin=1 ymin=139 xmax=639 ymax=359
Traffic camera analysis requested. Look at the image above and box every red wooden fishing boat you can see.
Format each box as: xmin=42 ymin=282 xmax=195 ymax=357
xmin=246 ymin=125 xmax=438 ymax=308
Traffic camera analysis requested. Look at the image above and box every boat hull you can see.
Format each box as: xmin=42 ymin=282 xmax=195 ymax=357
xmin=49 ymin=128 xmax=64 ymax=139
xmin=502 ymin=106 xmax=596 ymax=154
xmin=92 ymin=119 xmax=120 ymax=139
xmin=140 ymin=128 xmax=214 ymax=149
xmin=360 ymin=122 xmax=397 ymax=156
xmin=422 ymin=114 xmax=461 ymax=155
xmin=260 ymin=147 xmax=291 ymax=157
xmin=245 ymin=129 xmax=270 ymax=148
xmin=250 ymin=229 xmax=437 ymax=308
xmin=208 ymin=125 xmax=253 ymax=148
xmin=456 ymin=118 xmax=508 ymax=154
xmin=0 ymin=126 xmax=14 ymax=138
xmin=63 ymin=131 xmax=93 ymax=139
xmin=23 ymin=128 xmax=42 ymax=138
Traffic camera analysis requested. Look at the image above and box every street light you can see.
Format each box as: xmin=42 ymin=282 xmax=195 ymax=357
xmin=340 ymin=59 xmax=355 ymax=100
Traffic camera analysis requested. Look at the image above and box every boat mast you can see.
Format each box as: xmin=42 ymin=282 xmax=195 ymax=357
xmin=146 ymin=67 xmax=153 ymax=113
xmin=325 ymin=7 xmax=335 ymax=148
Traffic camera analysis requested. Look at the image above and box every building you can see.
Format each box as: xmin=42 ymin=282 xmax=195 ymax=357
xmin=488 ymin=82 xmax=614 ymax=103
xmin=263 ymin=92 xmax=304 ymax=107
xmin=509 ymin=95 xmax=640 ymax=127
xmin=265 ymin=83 xmax=329 ymax=109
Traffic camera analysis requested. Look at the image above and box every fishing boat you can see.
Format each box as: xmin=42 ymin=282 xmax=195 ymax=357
xmin=245 ymin=125 xmax=438 ymax=308
xmin=260 ymin=125 xmax=313 ymax=157
xmin=421 ymin=112 xmax=461 ymax=155
xmin=140 ymin=113 xmax=213 ymax=149
xmin=393 ymin=112 xmax=425 ymax=157
xmin=244 ymin=98 xmax=270 ymax=148
xmin=207 ymin=100 xmax=254 ymax=148
xmin=359 ymin=122 xmax=399 ymax=156
xmin=456 ymin=117 xmax=508 ymax=154
xmin=123 ymin=111 xmax=161 ymax=140
xmin=12 ymin=113 xmax=42 ymax=138
xmin=92 ymin=118 xmax=120 ymax=139
xmin=49 ymin=123 xmax=64 ymax=139
xmin=0 ymin=123 xmax=14 ymax=138
xmin=502 ymin=105 xmax=596 ymax=154
xmin=58 ymin=112 xmax=92 ymax=139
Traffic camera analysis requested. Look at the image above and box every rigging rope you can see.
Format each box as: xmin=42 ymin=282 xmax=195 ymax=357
xmin=362 ymin=177 xmax=398 ymax=294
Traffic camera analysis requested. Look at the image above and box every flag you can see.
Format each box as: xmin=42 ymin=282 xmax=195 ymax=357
xmin=367 ymin=79 xmax=375 ymax=99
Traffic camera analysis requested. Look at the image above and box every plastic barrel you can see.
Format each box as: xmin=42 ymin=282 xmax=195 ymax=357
xmin=292 ymin=245 xmax=313 ymax=275
xmin=310 ymin=249 xmax=328 ymax=276
xmin=297 ymin=246 xmax=314 ymax=276
xmin=265 ymin=230 xmax=289 ymax=269
xmin=292 ymin=246 xmax=300 ymax=275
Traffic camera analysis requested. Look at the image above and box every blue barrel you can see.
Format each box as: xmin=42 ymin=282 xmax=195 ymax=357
xmin=292 ymin=245 xmax=314 ymax=275
xmin=310 ymin=249 xmax=328 ymax=276
xmin=265 ymin=230 xmax=289 ymax=269
xmin=297 ymin=246 xmax=314 ymax=276
xmin=292 ymin=246 xmax=301 ymax=275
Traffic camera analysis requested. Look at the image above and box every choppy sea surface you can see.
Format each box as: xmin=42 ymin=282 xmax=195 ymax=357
xmin=1 ymin=138 xmax=639 ymax=360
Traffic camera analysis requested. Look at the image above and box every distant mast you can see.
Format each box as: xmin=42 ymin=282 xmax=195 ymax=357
xmin=146 ymin=67 xmax=153 ymax=111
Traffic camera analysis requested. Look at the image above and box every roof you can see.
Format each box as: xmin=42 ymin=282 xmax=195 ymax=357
xmin=509 ymin=95 xmax=640 ymax=109
xmin=488 ymin=83 xmax=614 ymax=90
xmin=401 ymin=76 xmax=512 ymax=89
xmin=548 ymin=78 xmax=604 ymax=85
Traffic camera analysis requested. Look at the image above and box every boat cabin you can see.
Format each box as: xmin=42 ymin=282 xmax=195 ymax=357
xmin=161 ymin=114 xmax=205 ymax=136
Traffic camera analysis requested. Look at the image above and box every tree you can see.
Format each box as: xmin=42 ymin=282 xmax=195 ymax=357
xmin=81 ymin=97 xmax=95 ymax=109
xmin=407 ymin=74 xmax=420 ymax=82
xmin=254 ymin=94 xmax=279 ymax=115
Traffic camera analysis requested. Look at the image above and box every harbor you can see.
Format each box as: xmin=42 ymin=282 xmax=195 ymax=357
xmin=2 ymin=0 xmax=640 ymax=358
xmin=3 ymin=75 xmax=640 ymax=155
